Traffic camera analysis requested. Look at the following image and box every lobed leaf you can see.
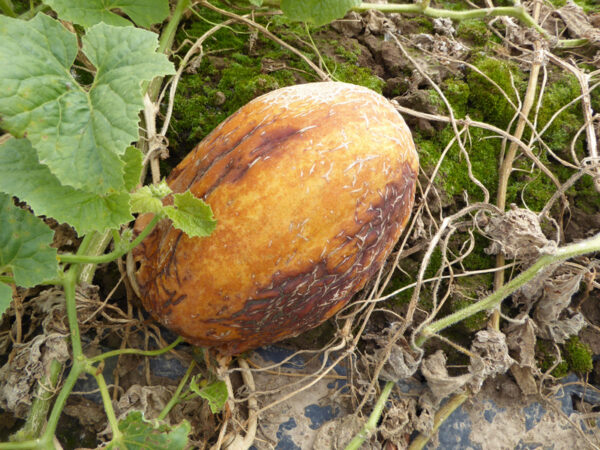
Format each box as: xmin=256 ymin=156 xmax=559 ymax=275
xmin=0 ymin=139 xmax=132 ymax=234
xmin=107 ymin=411 xmax=190 ymax=450
xmin=129 ymin=184 xmax=169 ymax=215
xmin=165 ymin=191 xmax=217 ymax=238
xmin=190 ymin=378 xmax=228 ymax=414
xmin=0 ymin=14 xmax=175 ymax=194
xmin=0 ymin=193 xmax=59 ymax=288
xmin=280 ymin=0 xmax=361 ymax=27
xmin=44 ymin=0 xmax=170 ymax=28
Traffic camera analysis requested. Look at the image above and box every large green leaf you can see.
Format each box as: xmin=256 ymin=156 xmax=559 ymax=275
xmin=0 ymin=193 xmax=59 ymax=289
xmin=0 ymin=14 xmax=175 ymax=194
xmin=281 ymin=0 xmax=360 ymax=26
xmin=44 ymin=0 xmax=170 ymax=28
xmin=0 ymin=139 xmax=132 ymax=234
xmin=107 ymin=411 xmax=189 ymax=450
xmin=0 ymin=283 xmax=13 ymax=317
xmin=122 ymin=146 xmax=144 ymax=192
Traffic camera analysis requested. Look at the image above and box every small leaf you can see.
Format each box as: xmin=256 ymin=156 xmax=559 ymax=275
xmin=0 ymin=14 xmax=175 ymax=194
xmin=107 ymin=411 xmax=189 ymax=450
xmin=130 ymin=180 xmax=172 ymax=215
xmin=281 ymin=0 xmax=360 ymax=26
xmin=123 ymin=147 xmax=144 ymax=192
xmin=44 ymin=0 xmax=170 ymax=28
xmin=249 ymin=0 xmax=264 ymax=6
xmin=0 ymin=193 xmax=59 ymax=287
xmin=165 ymin=191 xmax=216 ymax=238
xmin=190 ymin=378 xmax=228 ymax=414
xmin=0 ymin=139 xmax=132 ymax=234
xmin=0 ymin=283 xmax=12 ymax=317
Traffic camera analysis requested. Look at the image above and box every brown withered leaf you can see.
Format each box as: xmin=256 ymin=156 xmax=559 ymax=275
xmin=468 ymin=330 xmax=515 ymax=393
xmin=421 ymin=350 xmax=472 ymax=401
xmin=484 ymin=206 xmax=556 ymax=261
xmin=533 ymin=267 xmax=586 ymax=343
xmin=556 ymin=1 xmax=600 ymax=47
xmin=505 ymin=317 xmax=538 ymax=395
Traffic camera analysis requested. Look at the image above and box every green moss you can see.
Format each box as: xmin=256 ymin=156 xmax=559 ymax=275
xmin=334 ymin=41 xmax=361 ymax=65
xmin=467 ymin=56 xmax=525 ymax=129
xmin=537 ymin=340 xmax=569 ymax=378
xmin=456 ymin=20 xmax=491 ymax=47
xmin=564 ymin=336 xmax=594 ymax=374
xmin=331 ymin=62 xmax=384 ymax=93
xmin=412 ymin=16 xmax=434 ymax=34
xmin=537 ymin=337 xmax=594 ymax=377
xmin=415 ymin=126 xmax=500 ymax=202
xmin=573 ymin=0 xmax=600 ymax=13
xmin=442 ymin=78 xmax=470 ymax=118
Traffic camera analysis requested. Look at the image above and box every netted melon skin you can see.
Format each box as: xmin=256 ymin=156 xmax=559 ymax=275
xmin=134 ymin=82 xmax=418 ymax=355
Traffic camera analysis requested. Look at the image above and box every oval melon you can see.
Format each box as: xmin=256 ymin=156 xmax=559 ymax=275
xmin=134 ymin=82 xmax=418 ymax=355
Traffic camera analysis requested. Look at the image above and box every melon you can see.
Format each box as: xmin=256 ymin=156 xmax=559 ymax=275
xmin=133 ymin=82 xmax=418 ymax=355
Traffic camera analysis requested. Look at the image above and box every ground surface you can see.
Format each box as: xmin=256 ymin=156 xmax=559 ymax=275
xmin=1 ymin=0 xmax=600 ymax=448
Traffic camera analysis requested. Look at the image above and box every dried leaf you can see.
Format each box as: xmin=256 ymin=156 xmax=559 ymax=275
xmin=468 ymin=330 xmax=515 ymax=392
xmin=485 ymin=207 xmax=556 ymax=261
xmin=556 ymin=1 xmax=600 ymax=47
xmin=421 ymin=350 xmax=472 ymax=401
xmin=364 ymin=323 xmax=421 ymax=381
xmin=532 ymin=267 xmax=585 ymax=343
xmin=114 ymin=385 xmax=174 ymax=422
xmin=505 ymin=317 xmax=538 ymax=395
xmin=0 ymin=333 xmax=69 ymax=417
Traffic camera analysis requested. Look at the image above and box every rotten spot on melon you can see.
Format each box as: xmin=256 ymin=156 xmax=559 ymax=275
xmin=134 ymin=82 xmax=419 ymax=355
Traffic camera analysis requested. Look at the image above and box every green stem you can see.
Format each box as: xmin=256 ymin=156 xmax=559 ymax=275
xmin=0 ymin=0 xmax=16 ymax=17
xmin=89 ymin=336 xmax=183 ymax=363
xmin=58 ymin=216 xmax=160 ymax=265
xmin=89 ymin=368 xmax=122 ymax=443
xmin=344 ymin=381 xmax=394 ymax=450
xmin=415 ymin=232 xmax=600 ymax=346
xmin=42 ymin=359 xmax=86 ymax=447
xmin=11 ymin=360 xmax=62 ymax=442
xmin=78 ymin=231 xmax=113 ymax=284
xmin=354 ymin=3 xmax=547 ymax=36
xmin=157 ymin=361 xmax=195 ymax=421
xmin=147 ymin=0 xmax=190 ymax=101
xmin=408 ymin=393 xmax=470 ymax=450
xmin=63 ymin=270 xmax=83 ymax=359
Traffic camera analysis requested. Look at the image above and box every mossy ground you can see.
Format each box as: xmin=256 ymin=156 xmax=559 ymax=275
xmin=537 ymin=336 xmax=594 ymax=377
xmin=167 ymin=0 xmax=598 ymax=358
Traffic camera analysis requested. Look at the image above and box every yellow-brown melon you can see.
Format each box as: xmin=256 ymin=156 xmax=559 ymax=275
xmin=134 ymin=82 xmax=418 ymax=355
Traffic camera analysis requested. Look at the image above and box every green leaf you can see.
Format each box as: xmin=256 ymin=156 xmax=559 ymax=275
xmin=123 ymin=147 xmax=143 ymax=192
xmin=0 ymin=283 xmax=12 ymax=317
xmin=0 ymin=14 xmax=175 ymax=194
xmin=249 ymin=0 xmax=264 ymax=6
xmin=107 ymin=411 xmax=189 ymax=450
xmin=0 ymin=139 xmax=132 ymax=234
xmin=165 ymin=191 xmax=216 ymax=238
xmin=130 ymin=180 xmax=172 ymax=215
xmin=281 ymin=0 xmax=360 ymax=26
xmin=44 ymin=0 xmax=170 ymax=28
xmin=190 ymin=379 xmax=228 ymax=414
xmin=0 ymin=193 xmax=59 ymax=287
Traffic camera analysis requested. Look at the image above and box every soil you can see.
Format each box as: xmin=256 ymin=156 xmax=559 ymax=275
xmin=1 ymin=0 xmax=600 ymax=448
